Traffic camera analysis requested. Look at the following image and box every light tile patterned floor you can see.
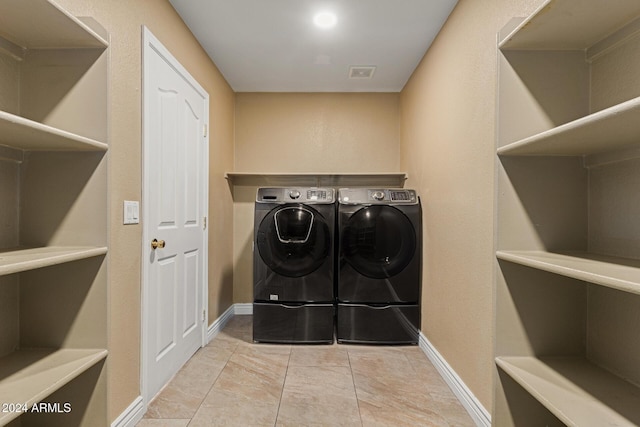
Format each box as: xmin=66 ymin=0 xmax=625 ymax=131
xmin=137 ymin=315 xmax=474 ymax=427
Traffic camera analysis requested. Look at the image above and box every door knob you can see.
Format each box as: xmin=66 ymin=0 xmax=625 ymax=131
xmin=151 ymin=238 xmax=166 ymax=249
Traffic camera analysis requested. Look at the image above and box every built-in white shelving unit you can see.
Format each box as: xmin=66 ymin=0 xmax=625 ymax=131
xmin=499 ymin=0 xmax=640 ymax=51
xmin=0 ymin=1 xmax=109 ymax=426
xmin=0 ymin=112 xmax=108 ymax=151
xmin=0 ymin=349 xmax=108 ymax=426
xmin=0 ymin=247 xmax=108 ymax=277
xmin=495 ymin=0 xmax=640 ymax=425
xmin=0 ymin=0 xmax=107 ymax=50
xmin=496 ymin=97 xmax=640 ymax=156
xmin=496 ymin=251 xmax=640 ymax=295
xmin=496 ymin=357 xmax=640 ymax=427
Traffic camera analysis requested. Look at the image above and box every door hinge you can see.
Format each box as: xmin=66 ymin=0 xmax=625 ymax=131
xmin=203 ymin=124 xmax=208 ymax=138
xmin=202 ymin=310 xmax=206 ymax=322
xmin=203 ymin=216 xmax=207 ymax=230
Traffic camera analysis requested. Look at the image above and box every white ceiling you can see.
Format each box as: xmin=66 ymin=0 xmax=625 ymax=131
xmin=168 ymin=0 xmax=459 ymax=92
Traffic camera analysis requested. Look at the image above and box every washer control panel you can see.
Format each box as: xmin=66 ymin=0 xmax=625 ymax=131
xmin=257 ymin=187 xmax=335 ymax=204
xmin=338 ymin=188 xmax=418 ymax=205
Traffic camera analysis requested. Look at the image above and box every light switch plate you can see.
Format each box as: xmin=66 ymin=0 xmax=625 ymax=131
xmin=124 ymin=200 xmax=139 ymax=225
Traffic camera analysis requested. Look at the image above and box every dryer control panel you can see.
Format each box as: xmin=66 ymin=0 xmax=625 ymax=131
xmin=256 ymin=187 xmax=335 ymax=204
xmin=338 ymin=188 xmax=418 ymax=205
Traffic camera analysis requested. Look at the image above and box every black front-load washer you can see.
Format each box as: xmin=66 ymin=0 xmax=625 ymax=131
xmin=337 ymin=188 xmax=421 ymax=344
xmin=253 ymin=187 xmax=335 ymax=343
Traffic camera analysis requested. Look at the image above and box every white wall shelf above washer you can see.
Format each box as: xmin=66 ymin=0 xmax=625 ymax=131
xmin=225 ymin=172 xmax=407 ymax=188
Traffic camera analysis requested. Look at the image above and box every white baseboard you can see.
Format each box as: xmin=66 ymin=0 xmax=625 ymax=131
xmin=234 ymin=302 xmax=253 ymax=315
xmin=419 ymin=331 xmax=491 ymax=427
xmin=110 ymin=395 xmax=144 ymax=427
xmin=207 ymin=304 xmax=236 ymax=343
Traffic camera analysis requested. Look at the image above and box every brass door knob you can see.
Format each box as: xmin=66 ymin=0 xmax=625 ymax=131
xmin=151 ymin=238 xmax=166 ymax=249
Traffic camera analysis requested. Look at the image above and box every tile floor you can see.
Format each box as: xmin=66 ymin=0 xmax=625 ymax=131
xmin=137 ymin=315 xmax=475 ymax=427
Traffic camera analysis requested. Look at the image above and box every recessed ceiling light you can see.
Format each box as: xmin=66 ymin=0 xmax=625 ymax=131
xmin=313 ymin=12 xmax=337 ymax=29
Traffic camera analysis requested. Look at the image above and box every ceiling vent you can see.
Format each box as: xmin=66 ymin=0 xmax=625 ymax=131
xmin=349 ymin=66 xmax=376 ymax=79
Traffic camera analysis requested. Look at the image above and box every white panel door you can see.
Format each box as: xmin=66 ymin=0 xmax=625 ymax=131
xmin=142 ymin=27 xmax=209 ymax=402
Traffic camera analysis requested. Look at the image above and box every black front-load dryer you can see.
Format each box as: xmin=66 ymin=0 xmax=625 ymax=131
xmin=253 ymin=187 xmax=335 ymax=344
xmin=337 ymin=188 xmax=421 ymax=344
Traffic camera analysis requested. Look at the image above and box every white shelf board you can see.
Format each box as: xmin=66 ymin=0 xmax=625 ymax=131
xmin=0 ymin=246 xmax=108 ymax=276
xmin=0 ymin=0 xmax=108 ymax=50
xmin=225 ymin=172 xmax=407 ymax=188
xmin=496 ymin=250 xmax=640 ymax=295
xmin=0 ymin=111 xmax=108 ymax=151
xmin=497 ymin=97 xmax=640 ymax=156
xmin=499 ymin=0 xmax=640 ymax=50
xmin=0 ymin=348 xmax=107 ymax=425
xmin=496 ymin=356 xmax=640 ymax=426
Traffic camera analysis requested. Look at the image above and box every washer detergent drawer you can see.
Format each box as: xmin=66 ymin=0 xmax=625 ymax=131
xmin=253 ymin=303 xmax=335 ymax=344
xmin=337 ymin=304 xmax=420 ymax=344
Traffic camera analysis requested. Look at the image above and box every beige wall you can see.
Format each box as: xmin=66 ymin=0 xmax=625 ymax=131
xmin=235 ymin=93 xmax=400 ymax=173
xmin=399 ymin=0 xmax=539 ymax=410
xmin=232 ymin=93 xmax=400 ymax=302
xmin=52 ymin=0 xmax=235 ymax=421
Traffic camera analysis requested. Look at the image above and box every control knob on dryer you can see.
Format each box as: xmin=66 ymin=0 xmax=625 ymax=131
xmin=372 ymin=190 xmax=385 ymax=201
xmin=289 ymin=190 xmax=301 ymax=199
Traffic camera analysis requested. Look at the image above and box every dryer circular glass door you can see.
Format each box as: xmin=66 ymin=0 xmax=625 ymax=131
xmin=257 ymin=205 xmax=331 ymax=277
xmin=342 ymin=205 xmax=416 ymax=279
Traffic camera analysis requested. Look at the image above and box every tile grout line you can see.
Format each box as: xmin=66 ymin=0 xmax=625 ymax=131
xmin=186 ymin=338 xmax=240 ymax=426
xmin=273 ymin=346 xmax=293 ymax=427
xmin=346 ymin=348 xmax=365 ymax=427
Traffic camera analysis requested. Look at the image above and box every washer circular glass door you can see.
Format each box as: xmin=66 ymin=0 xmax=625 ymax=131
xmin=257 ymin=205 xmax=331 ymax=277
xmin=342 ymin=205 xmax=416 ymax=279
